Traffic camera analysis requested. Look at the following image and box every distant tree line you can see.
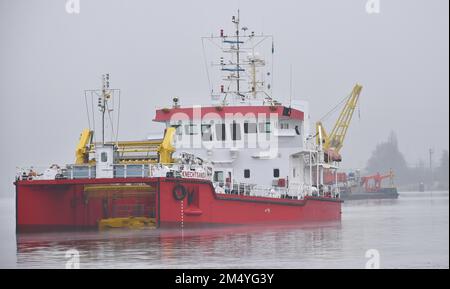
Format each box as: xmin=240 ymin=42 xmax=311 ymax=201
xmin=365 ymin=131 xmax=449 ymax=190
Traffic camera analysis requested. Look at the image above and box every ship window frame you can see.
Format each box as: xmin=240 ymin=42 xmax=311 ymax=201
xmin=244 ymin=169 xmax=250 ymax=179
xmin=101 ymin=152 xmax=108 ymax=163
xmin=280 ymin=122 xmax=289 ymax=130
xmin=214 ymin=171 xmax=224 ymax=183
xmin=230 ymin=121 xmax=242 ymax=141
xmin=185 ymin=123 xmax=199 ymax=135
xmin=171 ymin=124 xmax=183 ymax=135
xmin=244 ymin=121 xmax=257 ymax=134
xmin=273 ymin=168 xmax=280 ymax=178
xmin=201 ymin=124 xmax=213 ymax=142
xmin=215 ymin=123 xmax=226 ymax=141
xmin=259 ymin=121 xmax=271 ymax=133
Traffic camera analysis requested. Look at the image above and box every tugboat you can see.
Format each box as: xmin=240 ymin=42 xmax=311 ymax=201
xmin=15 ymin=13 xmax=344 ymax=232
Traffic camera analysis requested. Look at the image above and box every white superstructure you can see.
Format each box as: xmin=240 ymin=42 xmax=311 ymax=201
xmin=153 ymin=12 xmax=340 ymax=198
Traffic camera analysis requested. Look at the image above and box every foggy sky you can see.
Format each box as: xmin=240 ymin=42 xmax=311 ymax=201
xmin=0 ymin=0 xmax=448 ymax=197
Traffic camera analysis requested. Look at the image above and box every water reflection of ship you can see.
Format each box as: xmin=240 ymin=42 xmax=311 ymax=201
xmin=16 ymin=223 xmax=342 ymax=266
xmin=419 ymin=182 xmax=425 ymax=192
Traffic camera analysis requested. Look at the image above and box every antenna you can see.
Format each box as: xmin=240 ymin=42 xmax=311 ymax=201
xmin=85 ymin=75 xmax=121 ymax=146
xmin=289 ymin=65 xmax=293 ymax=107
xmin=202 ymin=12 xmax=274 ymax=105
xmin=233 ymin=10 xmax=242 ymax=99
xmin=99 ymin=73 xmax=111 ymax=145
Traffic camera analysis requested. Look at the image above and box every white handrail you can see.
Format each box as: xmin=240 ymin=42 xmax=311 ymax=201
xmin=17 ymin=163 xmax=214 ymax=181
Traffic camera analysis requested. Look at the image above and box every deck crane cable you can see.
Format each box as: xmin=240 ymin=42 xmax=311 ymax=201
xmin=116 ymin=90 xmax=121 ymax=145
xmin=319 ymin=91 xmax=352 ymax=123
xmin=358 ymin=95 xmax=361 ymax=120
xmin=91 ymin=90 xmax=97 ymax=143
xmin=84 ymin=90 xmax=91 ymax=130
xmin=201 ymin=38 xmax=213 ymax=98
xmin=106 ymin=102 xmax=115 ymax=142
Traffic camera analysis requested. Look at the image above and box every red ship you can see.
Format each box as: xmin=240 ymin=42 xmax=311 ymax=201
xmin=16 ymin=177 xmax=342 ymax=231
xmin=15 ymin=13 xmax=345 ymax=232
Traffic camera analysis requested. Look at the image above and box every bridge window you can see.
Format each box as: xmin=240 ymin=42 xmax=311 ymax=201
xmin=185 ymin=124 xmax=198 ymax=135
xmin=231 ymin=122 xmax=242 ymax=141
xmin=259 ymin=122 xmax=271 ymax=133
xmin=175 ymin=125 xmax=183 ymax=135
xmin=201 ymin=124 xmax=212 ymax=141
xmin=244 ymin=121 xmax=257 ymax=134
xmin=170 ymin=123 xmax=183 ymax=135
xmin=215 ymin=123 xmax=226 ymax=141
xmin=244 ymin=169 xmax=250 ymax=179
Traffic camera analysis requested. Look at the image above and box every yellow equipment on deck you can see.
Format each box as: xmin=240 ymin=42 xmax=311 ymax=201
xmin=75 ymin=129 xmax=93 ymax=164
xmin=157 ymin=127 xmax=176 ymax=164
xmin=83 ymin=184 xmax=157 ymax=230
xmin=316 ymin=84 xmax=362 ymax=162
xmin=74 ymin=126 xmax=177 ymax=165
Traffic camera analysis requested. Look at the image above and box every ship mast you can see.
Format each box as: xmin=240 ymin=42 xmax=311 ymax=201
xmin=84 ymin=74 xmax=121 ymax=146
xmin=203 ymin=11 xmax=274 ymax=106
xmin=99 ymin=73 xmax=110 ymax=145
xmin=232 ymin=10 xmax=243 ymax=100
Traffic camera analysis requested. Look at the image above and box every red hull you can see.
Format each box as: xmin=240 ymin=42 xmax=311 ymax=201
xmin=15 ymin=178 xmax=342 ymax=231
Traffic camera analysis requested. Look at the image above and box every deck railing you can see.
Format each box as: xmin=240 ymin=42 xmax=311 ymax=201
xmin=17 ymin=163 xmax=212 ymax=181
xmin=213 ymin=181 xmax=337 ymax=200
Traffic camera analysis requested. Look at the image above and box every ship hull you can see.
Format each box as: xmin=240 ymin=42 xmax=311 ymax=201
xmin=339 ymin=187 xmax=399 ymax=201
xmin=15 ymin=177 xmax=342 ymax=232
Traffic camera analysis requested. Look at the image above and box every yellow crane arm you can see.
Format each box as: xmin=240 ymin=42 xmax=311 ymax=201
xmin=315 ymin=84 xmax=362 ymax=163
xmin=158 ymin=127 xmax=176 ymax=164
xmin=326 ymin=84 xmax=362 ymax=153
xmin=75 ymin=128 xmax=93 ymax=164
xmin=315 ymin=121 xmax=328 ymax=148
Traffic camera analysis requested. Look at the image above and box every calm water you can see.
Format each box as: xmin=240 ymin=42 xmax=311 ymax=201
xmin=0 ymin=191 xmax=448 ymax=269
